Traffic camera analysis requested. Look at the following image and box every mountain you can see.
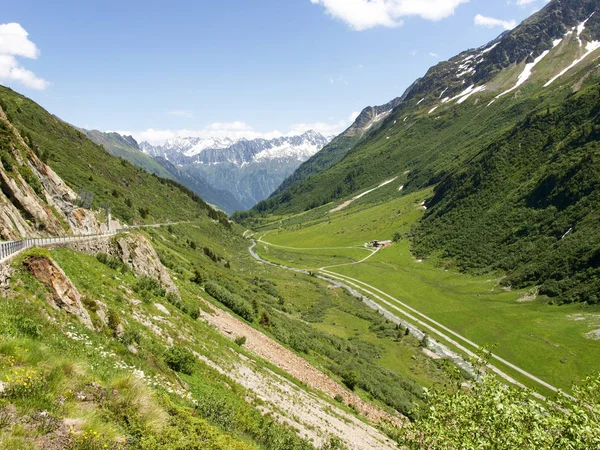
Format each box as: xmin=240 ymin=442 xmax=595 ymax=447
xmin=0 ymin=85 xmax=227 ymax=230
xmin=271 ymin=85 xmax=415 ymax=198
xmin=140 ymin=136 xmax=241 ymax=159
xmin=0 ymin=87 xmax=442 ymax=450
xmin=142 ymin=130 xmax=331 ymax=212
xmin=247 ymin=0 xmax=600 ymax=215
xmin=240 ymin=0 xmax=600 ymax=304
xmin=83 ymin=129 xmax=242 ymax=213
xmin=81 ymin=129 xmax=175 ymax=180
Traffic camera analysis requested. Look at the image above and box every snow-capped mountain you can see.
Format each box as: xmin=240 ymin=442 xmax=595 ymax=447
xmin=139 ymin=130 xmax=330 ymax=212
xmin=140 ymin=131 xmax=328 ymax=167
xmin=271 ymin=0 xmax=600 ymax=200
xmin=140 ymin=137 xmax=242 ymax=158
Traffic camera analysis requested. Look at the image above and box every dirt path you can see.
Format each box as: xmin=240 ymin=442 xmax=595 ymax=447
xmin=329 ymin=177 xmax=399 ymax=213
xmin=250 ymin=239 xmax=566 ymax=400
xmin=198 ymin=296 xmax=404 ymax=428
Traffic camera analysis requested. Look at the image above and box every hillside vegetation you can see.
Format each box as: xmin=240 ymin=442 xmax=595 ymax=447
xmin=0 ymin=85 xmax=225 ymax=225
xmin=81 ymin=130 xmax=175 ymax=181
xmin=414 ymin=84 xmax=600 ymax=304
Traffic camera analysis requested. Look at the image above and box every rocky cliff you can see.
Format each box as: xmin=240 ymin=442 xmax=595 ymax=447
xmin=0 ymin=104 xmax=117 ymax=240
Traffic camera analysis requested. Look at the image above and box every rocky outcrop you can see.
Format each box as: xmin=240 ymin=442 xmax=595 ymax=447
xmin=0 ymin=263 xmax=13 ymax=297
xmin=23 ymin=255 xmax=93 ymax=330
xmin=47 ymin=232 xmax=178 ymax=296
xmin=113 ymin=234 xmax=178 ymax=295
xmin=0 ymin=104 xmax=120 ymax=240
xmin=0 ymin=191 xmax=34 ymax=240
xmin=0 ymin=165 xmax=66 ymax=238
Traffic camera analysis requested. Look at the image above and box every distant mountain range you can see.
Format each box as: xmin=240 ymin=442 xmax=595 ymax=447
xmin=85 ymin=129 xmax=330 ymax=213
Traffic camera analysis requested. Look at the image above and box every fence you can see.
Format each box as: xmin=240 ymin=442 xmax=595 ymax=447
xmin=0 ymin=229 xmax=128 ymax=264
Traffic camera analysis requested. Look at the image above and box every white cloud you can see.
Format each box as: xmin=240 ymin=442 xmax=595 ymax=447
xmin=310 ymin=0 xmax=470 ymax=31
xmin=515 ymin=0 xmax=536 ymax=5
xmin=0 ymin=23 xmax=49 ymax=90
xmin=429 ymin=52 xmax=439 ymax=57
xmin=474 ymin=14 xmax=516 ymax=30
xmin=118 ymin=113 xmax=361 ymax=145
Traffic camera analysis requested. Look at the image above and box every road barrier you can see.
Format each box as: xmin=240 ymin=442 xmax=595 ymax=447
xmin=0 ymin=229 xmax=128 ymax=264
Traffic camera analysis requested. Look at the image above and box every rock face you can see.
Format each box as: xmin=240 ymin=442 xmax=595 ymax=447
xmin=46 ymin=232 xmax=179 ymax=297
xmin=0 ymin=104 xmax=116 ymax=240
xmin=0 ymin=263 xmax=13 ymax=297
xmin=113 ymin=234 xmax=178 ymax=296
xmin=23 ymin=255 xmax=93 ymax=330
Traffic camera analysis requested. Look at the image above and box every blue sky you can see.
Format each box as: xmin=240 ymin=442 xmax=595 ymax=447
xmin=2 ymin=0 xmax=549 ymax=144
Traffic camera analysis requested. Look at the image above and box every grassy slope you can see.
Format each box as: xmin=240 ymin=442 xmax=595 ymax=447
xmin=0 ymin=210 xmax=454 ymax=448
xmin=144 ymin=222 xmax=452 ymax=416
xmin=0 ymin=85 xmax=220 ymax=225
xmin=81 ymin=129 xmax=175 ymax=180
xmin=255 ymin=187 xmax=600 ymax=392
xmin=414 ymin=82 xmax=600 ymax=304
xmin=0 ymin=248 xmax=311 ymax=450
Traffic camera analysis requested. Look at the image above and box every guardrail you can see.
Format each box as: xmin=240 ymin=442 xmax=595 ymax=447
xmin=0 ymin=228 xmax=129 ymax=264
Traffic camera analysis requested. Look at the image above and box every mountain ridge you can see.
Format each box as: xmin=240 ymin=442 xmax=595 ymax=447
xmin=246 ymin=0 xmax=600 ymax=217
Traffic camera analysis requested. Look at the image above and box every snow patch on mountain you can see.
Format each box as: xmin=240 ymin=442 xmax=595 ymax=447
xmin=545 ymin=40 xmax=600 ymax=87
xmin=254 ymin=140 xmax=324 ymax=162
xmin=496 ymin=50 xmax=550 ymax=99
xmin=184 ymin=138 xmax=241 ymax=157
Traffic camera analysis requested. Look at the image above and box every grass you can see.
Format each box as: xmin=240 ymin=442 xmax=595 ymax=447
xmin=0 ymin=85 xmax=227 ymax=227
xmin=253 ymin=188 xmax=600 ymax=392
xmin=0 ymin=242 xmax=316 ymax=449
xmin=0 ymin=210 xmax=456 ymax=447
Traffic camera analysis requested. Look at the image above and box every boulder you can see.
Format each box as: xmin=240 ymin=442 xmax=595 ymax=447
xmin=114 ymin=234 xmax=178 ymax=296
xmin=23 ymin=255 xmax=93 ymax=330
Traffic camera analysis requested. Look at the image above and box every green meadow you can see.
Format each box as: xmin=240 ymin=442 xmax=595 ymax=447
xmin=255 ymin=187 xmax=600 ymax=392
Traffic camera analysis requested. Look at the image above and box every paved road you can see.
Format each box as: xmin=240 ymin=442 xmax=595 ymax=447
xmin=252 ymin=236 xmax=571 ymax=400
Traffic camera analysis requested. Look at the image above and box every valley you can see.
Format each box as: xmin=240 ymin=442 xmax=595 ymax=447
xmin=2 ymin=0 xmax=600 ymax=447
xmin=252 ymin=185 xmax=600 ymax=394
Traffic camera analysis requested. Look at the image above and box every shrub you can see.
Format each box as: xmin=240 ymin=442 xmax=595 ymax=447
xmin=204 ymin=282 xmax=254 ymax=322
xmin=190 ymin=268 xmax=205 ymax=285
xmin=96 ymin=253 xmax=128 ymax=273
xmin=10 ymin=316 xmax=41 ymax=338
xmin=107 ymin=309 xmax=121 ymax=337
xmin=234 ymin=336 xmax=247 ymax=346
xmin=164 ymin=346 xmax=195 ymax=375
xmin=134 ymin=276 xmax=166 ymax=301
xmin=138 ymin=207 xmax=150 ymax=219
xmin=342 ymin=370 xmax=360 ymax=391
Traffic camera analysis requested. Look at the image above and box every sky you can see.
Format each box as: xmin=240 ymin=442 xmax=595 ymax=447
xmin=2 ymin=0 xmax=550 ymax=144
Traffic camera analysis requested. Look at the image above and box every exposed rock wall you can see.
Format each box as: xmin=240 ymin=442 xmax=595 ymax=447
xmin=0 ymin=104 xmax=120 ymax=240
xmin=113 ymin=234 xmax=178 ymax=295
xmin=0 ymin=192 xmax=34 ymax=240
xmin=23 ymin=255 xmax=93 ymax=330
xmin=0 ymin=165 xmax=66 ymax=238
xmin=0 ymin=263 xmax=12 ymax=297
xmin=48 ymin=233 xmax=178 ymax=296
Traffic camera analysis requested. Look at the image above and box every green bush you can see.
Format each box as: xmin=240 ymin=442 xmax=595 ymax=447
xmin=134 ymin=276 xmax=166 ymax=301
xmin=96 ymin=252 xmax=128 ymax=273
xmin=342 ymin=370 xmax=360 ymax=391
xmin=164 ymin=346 xmax=196 ymax=375
xmin=204 ymin=282 xmax=254 ymax=322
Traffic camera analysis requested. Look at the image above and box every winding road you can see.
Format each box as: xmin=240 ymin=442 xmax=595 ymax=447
xmin=249 ymin=236 xmax=569 ymax=400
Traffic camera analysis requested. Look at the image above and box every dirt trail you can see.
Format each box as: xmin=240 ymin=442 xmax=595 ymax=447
xmin=198 ymin=297 xmax=405 ymax=428
xmin=329 ymin=177 xmax=399 ymax=213
xmin=251 ymin=239 xmax=566 ymax=400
